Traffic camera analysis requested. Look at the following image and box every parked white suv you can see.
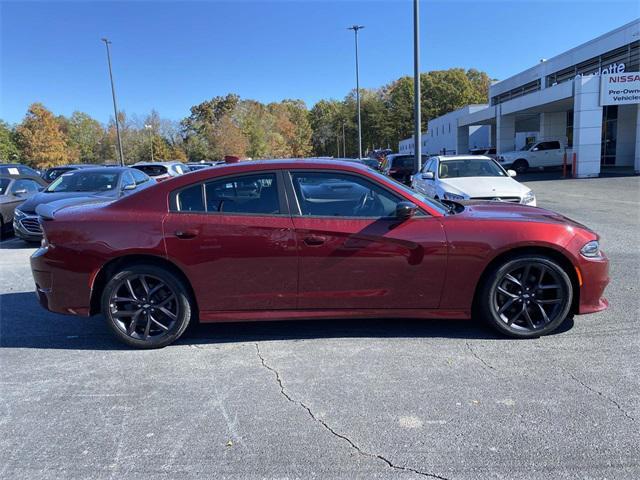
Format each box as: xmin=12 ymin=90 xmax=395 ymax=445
xmin=496 ymin=140 xmax=565 ymax=173
xmin=411 ymin=155 xmax=536 ymax=206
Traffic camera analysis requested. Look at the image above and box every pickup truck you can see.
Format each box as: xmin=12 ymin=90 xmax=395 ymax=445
xmin=496 ymin=140 xmax=565 ymax=173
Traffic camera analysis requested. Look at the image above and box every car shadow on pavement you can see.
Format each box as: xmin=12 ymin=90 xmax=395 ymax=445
xmin=0 ymin=291 xmax=574 ymax=350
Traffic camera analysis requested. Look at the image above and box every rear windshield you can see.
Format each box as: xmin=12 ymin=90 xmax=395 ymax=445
xmin=392 ymin=156 xmax=415 ymax=168
xmin=44 ymin=167 xmax=74 ymax=182
xmin=133 ymin=165 xmax=168 ymax=177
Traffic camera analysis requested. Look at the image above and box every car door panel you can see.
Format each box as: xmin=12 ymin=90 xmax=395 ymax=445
xmin=293 ymin=215 xmax=447 ymax=309
xmin=164 ymin=213 xmax=297 ymax=311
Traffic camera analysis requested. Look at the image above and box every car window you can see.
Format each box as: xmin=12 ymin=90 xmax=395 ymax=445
xmin=0 ymin=179 xmax=10 ymax=195
xmin=44 ymin=168 xmax=73 ymax=183
xmin=12 ymin=179 xmax=40 ymax=194
xmin=133 ymin=165 xmax=168 ymax=177
xmin=18 ymin=166 xmax=39 ymax=176
xmin=131 ymin=168 xmax=150 ymax=185
xmin=176 ymin=184 xmax=205 ymax=212
xmin=536 ymin=141 xmax=561 ymax=151
xmin=172 ymin=164 xmax=186 ymax=175
xmin=392 ymin=156 xmax=415 ymax=169
xmin=427 ymin=159 xmax=437 ymax=174
xmin=291 ymin=172 xmax=403 ymax=218
xmin=121 ymin=172 xmax=135 ymax=189
xmin=421 ymin=159 xmax=433 ymax=173
xmin=47 ymin=172 xmax=119 ymax=192
xmin=439 ymin=159 xmax=506 ymax=178
xmin=205 ymin=173 xmax=280 ymax=214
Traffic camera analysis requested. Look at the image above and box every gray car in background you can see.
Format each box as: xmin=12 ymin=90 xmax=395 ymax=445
xmin=0 ymin=174 xmax=47 ymax=239
xmin=13 ymin=167 xmax=154 ymax=242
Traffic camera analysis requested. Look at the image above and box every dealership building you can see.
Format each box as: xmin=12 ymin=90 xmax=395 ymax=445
xmin=399 ymin=19 xmax=640 ymax=176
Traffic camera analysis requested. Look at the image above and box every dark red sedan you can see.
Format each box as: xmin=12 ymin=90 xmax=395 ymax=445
xmin=31 ymin=160 xmax=609 ymax=348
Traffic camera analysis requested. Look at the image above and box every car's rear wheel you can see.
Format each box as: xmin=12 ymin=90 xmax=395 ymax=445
xmin=479 ymin=255 xmax=573 ymax=338
xmin=512 ymin=159 xmax=529 ymax=174
xmin=101 ymin=265 xmax=192 ymax=348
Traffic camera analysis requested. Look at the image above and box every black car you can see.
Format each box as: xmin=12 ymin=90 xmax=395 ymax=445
xmin=381 ymin=154 xmax=429 ymax=185
xmin=14 ymin=167 xmax=154 ymax=242
xmin=0 ymin=174 xmax=47 ymax=239
xmin=0 ymin=163 xmax=40 ymax=177
xmin=41 ymin=164 xmax=97 ymax=184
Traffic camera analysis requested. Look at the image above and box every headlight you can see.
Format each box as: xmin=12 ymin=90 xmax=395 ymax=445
xmin=14 ymin=208 xmax=25 ymax=219
xmin=580 ymin=240 xmax=602 ymax=258
xmin=443 ymin=192 xmax=465 ymax=201
xmin=522 ymin=191 xmax=536 ymax=204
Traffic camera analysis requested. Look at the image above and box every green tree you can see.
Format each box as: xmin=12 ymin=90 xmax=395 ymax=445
xmin=67 ymin=112 xmax=104 ymax=164
xmin=0 ymin=121 xmax=20 ymax=163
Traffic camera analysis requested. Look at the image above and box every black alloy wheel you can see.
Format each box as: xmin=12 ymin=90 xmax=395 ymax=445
xmin=102 ymin=265 xmax=192 ymax=348
xmin=480 ymin=256 xmax=573 ymax=338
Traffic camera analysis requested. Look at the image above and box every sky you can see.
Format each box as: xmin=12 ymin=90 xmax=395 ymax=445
xmin=1 ymin=0 xmax=639 ymax=125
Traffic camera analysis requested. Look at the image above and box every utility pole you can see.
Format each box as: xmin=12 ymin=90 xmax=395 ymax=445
xmin=348 ymin=25 xmax=364 ymax=159
xmin=413 ymin=0 xmax=422 ymax=172
xmin=145 ymin=124 xmax=154 ymax=162
xmin=101 ymin=38 xmax=125 ymax=166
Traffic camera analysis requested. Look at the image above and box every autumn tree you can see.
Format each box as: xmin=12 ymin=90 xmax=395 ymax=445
xmin=15 ymin=103 xmax=71 ymax=169
xmin=66 ymin=112 xmax=104 ymax=164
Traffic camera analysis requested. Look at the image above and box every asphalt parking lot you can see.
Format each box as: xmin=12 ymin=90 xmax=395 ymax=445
xmin=1 ymin=173 xmax=638 ymax=479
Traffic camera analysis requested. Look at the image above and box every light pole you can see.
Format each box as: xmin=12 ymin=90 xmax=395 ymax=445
xmin=342 ymin=122 xmax=346 ymax=157
xmin=101 ymin=38 xmax=125 ymax=166
xmin=413 ymin=0 xmax=422 ymax=172
xmin=348 ymin=25 xmax=364 ymax=160
xmin=144 ymin=124 xmax=154 ymax=162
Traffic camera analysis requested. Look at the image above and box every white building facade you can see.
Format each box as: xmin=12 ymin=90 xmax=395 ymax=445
xmin=400 ymin=20 xmax=640 ymax=176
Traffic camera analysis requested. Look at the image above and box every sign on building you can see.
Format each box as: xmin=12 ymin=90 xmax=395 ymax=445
xmin=600 ymin=73 xmax=640 ymax=105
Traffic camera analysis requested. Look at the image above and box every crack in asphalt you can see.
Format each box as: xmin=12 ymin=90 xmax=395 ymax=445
xmin=563 ymin=369 xmax=636 ymax=422
xmin=254 ymin=343 xmax=450 ymax=480
xmin=465 ymin=340 xmax=496 ymax=372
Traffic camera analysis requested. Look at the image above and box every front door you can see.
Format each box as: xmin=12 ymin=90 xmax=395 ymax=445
xmin=288 ymin=170 xmax=448 ymax=310
xmin=163 ymin=171 xmax=298 ymax=312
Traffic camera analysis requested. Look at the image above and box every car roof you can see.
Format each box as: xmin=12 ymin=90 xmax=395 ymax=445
xmin=435 ymin=155 xmax=494 ymax=161
xmin=58 ymin=167 xmax=130 ymax=175
xmin=47 ymin=164 xmax=96 ymax=169
xmin=132 ymin=161 xmax=184 ymax=166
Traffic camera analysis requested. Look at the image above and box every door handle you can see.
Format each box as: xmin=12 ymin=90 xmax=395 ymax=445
xmin=174 ymin=229 xmax=198 ymax=239
xmin=303 ymin=235 xmax=326 ymax=246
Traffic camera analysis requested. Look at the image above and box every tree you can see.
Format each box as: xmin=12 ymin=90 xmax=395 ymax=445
xmin=0 ymin=121 xmax=20 ymax=163
xmin=15 ymin=103 xmax=71 ymax=169
xmin=66 ymin=112 xmax=104 ymax=164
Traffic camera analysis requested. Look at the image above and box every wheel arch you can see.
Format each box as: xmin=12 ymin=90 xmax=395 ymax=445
xmin=90 ymin=254 xmax=199 ymax=317
xmin=471 ymin=246 xmax=580 ymax=316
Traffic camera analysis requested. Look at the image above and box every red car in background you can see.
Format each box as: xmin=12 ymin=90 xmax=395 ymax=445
xmin=31 ymin=160 xmax=609 ymax=348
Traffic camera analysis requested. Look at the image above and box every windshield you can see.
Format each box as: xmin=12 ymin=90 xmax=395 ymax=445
xmin=133 ymin=165 xmax=168 ymax=177
xmin=46 ymin=171 xmax=120 ymax=193
xmin=439 ymin=159 xmax=506 ymax=178
xmin=367 ymin=168 xmax=449 ymax=215
xmin=520 ymin=144 xmax=533 ymax=151
xmin=0 ymin=179 xmax=10 ymax=195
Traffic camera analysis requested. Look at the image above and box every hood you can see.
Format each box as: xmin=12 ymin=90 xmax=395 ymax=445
xmin=457 ymin=201 xmax=592 ymax=231
xmin=499 ymin=150 xmax=527 ymax=159
xmin=440 ymin=176 xmax=529 ymax=198
xmin=18 ymin=191 xmax=115 ymax=214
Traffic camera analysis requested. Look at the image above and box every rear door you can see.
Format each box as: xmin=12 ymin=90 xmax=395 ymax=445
xmin=163 ymin=171 xmax=298 ymax=312
xmin=287 ymin=170 xmax=447 ymax=310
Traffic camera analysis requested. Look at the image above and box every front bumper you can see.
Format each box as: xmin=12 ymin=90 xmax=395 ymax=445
xmin=576 ymin=253 xmax=610 ymax=315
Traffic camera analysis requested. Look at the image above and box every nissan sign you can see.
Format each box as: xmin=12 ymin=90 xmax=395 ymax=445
xmin=600 ymin=73 xmax=640 ymax=105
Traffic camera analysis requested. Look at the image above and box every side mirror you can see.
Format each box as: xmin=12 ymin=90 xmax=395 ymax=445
xmin=507 ymin=169 xmax=517 ymax=177
xmin=396 ymin=201 xmax=417 ymax=221
xmin=123 ymin=183 xmax=137 ymax=191
xmin=532 ymin=146 xmax=539 ymax=152
xmin=12 ymin=188 xmax=28 ymax=196
xmin=421 ymin=172 xmax=434 ymax=180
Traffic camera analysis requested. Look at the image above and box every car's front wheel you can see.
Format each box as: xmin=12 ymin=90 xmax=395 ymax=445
xmin=512 ymin=159 xmax=529 ymax=174
xmin=101 ymin=264 xmax=193 ymax=348
xmin=479 ymin=255 xmax=573 ymax=338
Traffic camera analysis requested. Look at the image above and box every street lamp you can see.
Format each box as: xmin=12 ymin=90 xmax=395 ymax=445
xmin=413 ymin=0 xmax=422 ymax=172
xmin=144 ymin=124 xmax=154 ymax=162
xmin=347 ymin=25 xmax=364 ymax=160
xmin=101 ymin=38 xmax=125 ymax=166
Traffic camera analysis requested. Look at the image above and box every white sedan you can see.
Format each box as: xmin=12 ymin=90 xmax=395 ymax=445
xmin=411 ymin=155 xmax=536 ymax=206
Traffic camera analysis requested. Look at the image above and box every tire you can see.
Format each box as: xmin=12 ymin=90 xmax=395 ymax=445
xmin=101 ymin=264 xmax=193 ymax=348
xmin=512 ymin=159 xmax=529 ymax=174
xmin=478 ymin=255 xmax=573 ymax=338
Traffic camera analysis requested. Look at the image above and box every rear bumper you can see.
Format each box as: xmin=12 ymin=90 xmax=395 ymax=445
xmin=30 ymin=246 xmax=92 ymax=317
